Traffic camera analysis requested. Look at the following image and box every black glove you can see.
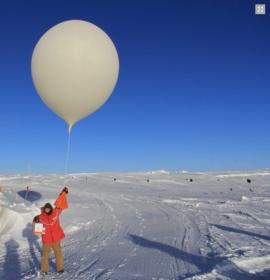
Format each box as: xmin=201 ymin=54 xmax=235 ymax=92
xmin=33 ymin=215 xmax=40 ymax=223
xmin=62 ymin=186 xmax=69 ymax=194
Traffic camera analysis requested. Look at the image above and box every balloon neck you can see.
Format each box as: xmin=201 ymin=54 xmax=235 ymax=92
xmin=68 ymin=124 xmax=73 ymax=134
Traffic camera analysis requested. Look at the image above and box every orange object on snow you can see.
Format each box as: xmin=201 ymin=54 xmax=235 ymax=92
xmin=54 ymin=192 xmax=68 ymax=209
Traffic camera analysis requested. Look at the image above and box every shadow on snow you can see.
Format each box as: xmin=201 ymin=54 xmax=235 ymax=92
xmin=211 ymin=223 xmax=270 ymax=241
xmin=3 ymin=239 xmax=21 ymax=280
xmin=128 ymin=233 xmax=270 ymax=280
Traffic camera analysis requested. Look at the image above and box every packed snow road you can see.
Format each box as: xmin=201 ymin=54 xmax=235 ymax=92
xmin=0 ymin=171 xmax=270 ymax=279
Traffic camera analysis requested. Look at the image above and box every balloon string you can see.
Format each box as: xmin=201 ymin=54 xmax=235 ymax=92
xmin=65 ymin=130 xmax=71 ymax=174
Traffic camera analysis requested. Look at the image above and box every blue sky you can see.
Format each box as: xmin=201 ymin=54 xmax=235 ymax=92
xmin=0 ymin=0 xmax=269 ymax=173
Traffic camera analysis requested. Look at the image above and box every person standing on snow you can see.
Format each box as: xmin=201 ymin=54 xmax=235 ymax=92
xmin=33 ymin=187 xmax=68 ymax=274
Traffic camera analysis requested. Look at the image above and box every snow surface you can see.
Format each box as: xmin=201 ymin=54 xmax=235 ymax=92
xmin=0 ymin=171 xmax=270 ymax=279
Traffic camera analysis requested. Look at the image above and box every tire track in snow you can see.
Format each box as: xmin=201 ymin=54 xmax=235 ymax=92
xmin=90 ymin=194 xmax=147 ymax=279
xmin=62 ymin=194 xmax=121 ymax=278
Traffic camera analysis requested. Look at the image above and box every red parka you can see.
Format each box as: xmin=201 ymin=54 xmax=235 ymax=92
xmin=39 ymin=207 xmax=65 ymax=244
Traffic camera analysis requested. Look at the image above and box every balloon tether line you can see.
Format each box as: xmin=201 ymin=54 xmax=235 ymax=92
xmin=64 ymin=125 xmax=72 ymax=174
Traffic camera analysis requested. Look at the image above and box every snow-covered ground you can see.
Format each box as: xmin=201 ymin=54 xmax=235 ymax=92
xmin=1 ymin=171 xmax=270 ymax=279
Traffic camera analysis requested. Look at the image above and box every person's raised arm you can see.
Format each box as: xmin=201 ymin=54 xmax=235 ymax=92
xmin=54 ymin=186 xmax=69 ymax=212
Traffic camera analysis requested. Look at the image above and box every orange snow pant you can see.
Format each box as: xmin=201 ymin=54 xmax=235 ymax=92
xmin=41 ymin=242 xmax=64 ymax=272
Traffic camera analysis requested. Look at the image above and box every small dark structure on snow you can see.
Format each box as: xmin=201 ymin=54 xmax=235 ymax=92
xmin=17 ymin=189 xmax=42 ymax=202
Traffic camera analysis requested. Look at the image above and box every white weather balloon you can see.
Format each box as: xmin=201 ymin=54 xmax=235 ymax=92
xmin=31 ymin=20 xmax=119 ymax=132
